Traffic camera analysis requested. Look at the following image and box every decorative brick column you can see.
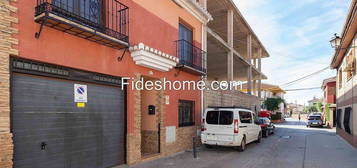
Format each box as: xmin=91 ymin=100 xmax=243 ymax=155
xmin=127 ymin=74 xmax=142 ymax=165
xmin=0 ymin=0 xmax=18 ymax=168
xmin=157 ymin=78 xmax=165 ymax=155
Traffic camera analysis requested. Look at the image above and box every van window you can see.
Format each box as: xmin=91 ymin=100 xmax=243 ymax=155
xmin=206 ymin=111 xmax=219 ymax=124
xmin=206 ymin=110 xmax=233 ymax=125
xmin=239 ymin=111 xmax=252 ymax=123
xmin=219 ymin=111 xmax=233 ymax=125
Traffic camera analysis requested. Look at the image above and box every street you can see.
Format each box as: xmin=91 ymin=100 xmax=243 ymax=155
xmin=130 ymin=118 xmax=357 ymax=168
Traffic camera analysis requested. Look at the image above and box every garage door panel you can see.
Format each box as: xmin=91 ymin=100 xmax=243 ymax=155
xmin=13 ymin=143 xmax=65 ymax=164
xmin=13 ymin=74 xmax=125 ymax=168
xmin=12 ymin=80 xmax=75 ymax=113
xmin=15 ymin=155 xmax=65 ymax=168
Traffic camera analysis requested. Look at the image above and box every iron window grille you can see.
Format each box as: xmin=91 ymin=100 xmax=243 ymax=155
xmin=35 ymin=0 xmax=129 ymax=44
xmin=178 ymin=100 xmax=195 ymax=127
xmin=176 ymin=39 xmax=207 ymax=74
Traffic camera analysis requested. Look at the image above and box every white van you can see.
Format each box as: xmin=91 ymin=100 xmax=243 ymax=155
xmin=201 ymin=107 xmax=262 ymax=151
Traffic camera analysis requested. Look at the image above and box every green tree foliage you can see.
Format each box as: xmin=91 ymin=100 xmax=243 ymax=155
xmin=315 ymin=102 xmax=323 ymax=112
xmin=263 ymin=97 xmax=286 ymax=111
xmin=325 ymin=104 xmax=330 ymax=121
xmin=304 ymin=105 xmax=318 ymax=113
xmin=303 ymin=101 xmax=323 ymax=113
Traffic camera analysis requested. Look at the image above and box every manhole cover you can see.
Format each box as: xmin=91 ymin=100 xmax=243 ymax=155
xmin=280 ymin=136 xmax=291 ymax=139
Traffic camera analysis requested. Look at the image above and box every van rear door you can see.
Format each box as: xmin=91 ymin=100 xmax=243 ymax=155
xmin=205 ymin=110 xmax=234 ymax=142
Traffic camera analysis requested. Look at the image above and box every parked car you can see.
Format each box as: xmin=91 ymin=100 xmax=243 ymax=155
xmin=258 ymin=117 xmax=275 ymax=137
xmin=201 ymin=107 xmax=262 ymax=152
xmin=307 ymin=115 xmax=323 ymax=127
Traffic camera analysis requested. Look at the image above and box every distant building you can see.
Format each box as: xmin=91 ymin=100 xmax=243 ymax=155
xmin=287 ymin=103 xmax=305 ymax=114
xmin=321 ymin=77 xmax=337 ymax=128
xmin=307 ymin=97 xmax=322 ymax=107
xmin=241 ymin=83 xmax=286 ymax=114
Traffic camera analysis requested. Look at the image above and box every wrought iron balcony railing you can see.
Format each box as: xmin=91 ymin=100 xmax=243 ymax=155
xmin=176 ymin=40 xmax=207 ymax=74
xmin=35 ymin=0 xmax=129 ymax=49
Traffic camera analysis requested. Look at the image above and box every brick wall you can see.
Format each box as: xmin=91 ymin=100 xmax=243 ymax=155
xmin=164 ymin=126 xmax=197 ymax=154
xmin=337 ymin=128 xmax=357 ymax=149
xmin=141 ymin=130 xmax=159 ymax=154
xmin=0 ymin=0 xmax=18 ymax=168
xmin=127 ymin=74 xmax=142 ymax=164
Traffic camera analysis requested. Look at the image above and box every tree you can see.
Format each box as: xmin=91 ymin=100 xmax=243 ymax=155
xmin=304 ymin=105 xmax=318 ymax=113
xmin=315 ymin=102 xmax=323 ymax=112
xmin=263 ymin=97 xmax=286 ymax=111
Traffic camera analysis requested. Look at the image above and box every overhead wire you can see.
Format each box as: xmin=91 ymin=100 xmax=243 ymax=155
xmin=281 ymin=66 xmax=330 ymax=88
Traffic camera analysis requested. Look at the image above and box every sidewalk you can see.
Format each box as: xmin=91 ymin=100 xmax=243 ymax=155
xmin=304 ymin=132 xmax=357 ymax=168
xmin=128 ymin=147 xmax=241 ymax=168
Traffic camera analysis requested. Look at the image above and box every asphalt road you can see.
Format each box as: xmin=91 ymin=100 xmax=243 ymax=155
xmin=130 ymin=118 xmax=357 ymax=168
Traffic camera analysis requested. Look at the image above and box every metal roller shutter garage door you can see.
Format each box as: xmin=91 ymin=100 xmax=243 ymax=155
xmin=12 ymin=73 xmax=125 ymax=168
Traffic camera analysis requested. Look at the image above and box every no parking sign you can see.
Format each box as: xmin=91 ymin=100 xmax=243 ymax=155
xmin=74 ymin=84 xmax=87 ymax=103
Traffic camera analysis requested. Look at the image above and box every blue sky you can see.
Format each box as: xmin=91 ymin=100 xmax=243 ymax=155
xmin=234 ymin=0 xmax=351 ymax=105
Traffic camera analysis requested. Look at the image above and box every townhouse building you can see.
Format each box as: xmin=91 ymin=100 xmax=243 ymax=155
xmin=321 ymin=77 xmax=337 ymax=128
xmin=204 ymin=0 xmax=269 ymax=111
xmin=307 ymin=96 xmax=322 ymax=107
xmin=330 ymin=0 xmax=357 ymax=148
xmin=240 ymin=83 xmax=285 ymax=114
xmin=261 ymin=84 xmax=285 ymax=115
xmin=0 ymin=0 xmax=212 ymax=167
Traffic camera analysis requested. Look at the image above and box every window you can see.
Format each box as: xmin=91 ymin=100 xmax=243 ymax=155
xmin=347 ymin=67 xmax=354 ymax=81
xmin=308 ymin=116 xmax=321 ymax=120
xmin=344 ymin=107 xmax=351 ymax=134
xmin=346 ymin=52 xmax=356 ymax=81
xmin=338 ymin=69 xmax=342 ymax=88
xmin=179 ymin=23 xmax=193 ymax=62
xmin=351 ymin=59 xmax=356 ymax=76
xmin=178 ymin=100 xmax=195 ymax=127
xmin=336 ymin=109 xmax=342 ymax=128
xmin=239 ymin=111 xmax=252 ymax=123
xmin=206 ymin=111 xmax=219 ymax=125
xmin=219 ymin=111 xmax=233 ymax=125
xmin=52 ymin=0 xmax=102 ymax=25
xmin=205 ymin=110 xmax=233 ymax=125
xmin=259 ymin=118 xmax=271 ymax=124
xmin=179 ymin=23 xmax=193 ymax=43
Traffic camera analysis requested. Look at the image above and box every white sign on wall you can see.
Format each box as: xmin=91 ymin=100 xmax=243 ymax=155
xmin=165 ymin=95 xmax=170 ymax=105
xmin=74 ymin=84 xmax=87 ymax=103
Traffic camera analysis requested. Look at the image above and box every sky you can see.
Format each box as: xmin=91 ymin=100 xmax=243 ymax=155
xmin=234 ymin=0 xmax=351 ymax=105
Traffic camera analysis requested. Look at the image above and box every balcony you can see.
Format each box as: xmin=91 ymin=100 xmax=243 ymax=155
xmin=176 ymin=40 xmax=206 ymax=75
xmin=35 ymin=0 xmax=129 ymax=49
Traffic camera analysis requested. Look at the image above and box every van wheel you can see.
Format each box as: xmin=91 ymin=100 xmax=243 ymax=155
xmin=256 ymin=132 xmax=262 ymax=143
xmin=237 ymin=137 xmax=246 ymax=152
xmin=205 ymin=144 xmax=213 ymax=149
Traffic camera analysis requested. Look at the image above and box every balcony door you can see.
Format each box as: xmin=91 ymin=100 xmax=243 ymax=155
xmin=179 ymin=23 xmax=193 ymax=64
xmin=52 ymin=0 xmax=102 ymax=26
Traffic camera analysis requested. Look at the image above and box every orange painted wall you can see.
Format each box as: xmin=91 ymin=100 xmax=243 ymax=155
xmin=132 ymin=0 xmax=203 ymax=43
xmin=14 ymin=0 xmax=203 ymax=134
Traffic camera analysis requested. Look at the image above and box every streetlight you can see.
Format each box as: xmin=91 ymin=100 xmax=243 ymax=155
xmin=330 ymin=33 xmax=357 ymax=49
xmin=330 ymin=33 xmax=342 ymax=49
